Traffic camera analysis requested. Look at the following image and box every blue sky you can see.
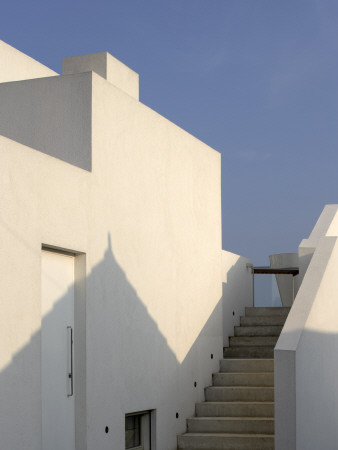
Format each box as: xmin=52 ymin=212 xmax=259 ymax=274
xmin=1 ymin=0 xmax=337 ymax=264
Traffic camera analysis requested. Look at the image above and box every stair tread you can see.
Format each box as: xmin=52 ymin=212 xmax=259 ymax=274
xmin=223 ymin=346 xmax=275 ymax=358
xmin=245 ymin=307 xmax=290 ymax=316
xmin=207 ymin=386 xmax=274 ymax=390
xmin=227 ymin=346 xmax=276 ymax=349
xmin=196 ymin=402 xmax=275 ymax=405
xmin=221 ymin=358 xmax=274 ymax=361
xmin=229 ymin=336 xmax=278 ymax=347
xmin=180 ymin=432 xmax=274 ymax=437
xmin=220 ymin=361 xmax=274 ymax=369
xmin=195 ymin=401 xmax=275 ymax=417
xmin=224 ymin=346 xmax=275 ymax=352
xmin=214 ymin=371 xmax=273 ymax=375
xmin=241 ymin=316 xmax=287 ymax=325
xmin=178 ymin=307 xmax=284 ymax=447
xmin=213 ymin=373 xmax=274 ymax=387
xmin=234 ymin=325 xmax=283 ymax=336
xmin=189 ymin=417 xmax=274 ymax=421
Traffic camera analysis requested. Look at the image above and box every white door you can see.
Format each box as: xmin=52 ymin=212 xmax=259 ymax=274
xmin=41 ymin=250 xmax=75 ymax=450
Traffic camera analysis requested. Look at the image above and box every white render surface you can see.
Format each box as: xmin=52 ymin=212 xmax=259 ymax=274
xmin=269 ymin=253 xmax=299 ymax=306
xmin=0 ymin=40 xmax=57 ymax=83
xmin=62 ymin=51 xmax=139 ymax=99
xmin=41 ymin=251 xmax=75 ymax=450
xmin=298 ymin=204 xmax=338 ymax=284
xmin=0 ymin=43 xmax=222 ymax=450
xmin=221 ymin=251 xmax=253 ymax=347
xmin=275 ymin=204 xmax=338 ymax=450
xmin=0 ymin=72 xmax=92 ymax=170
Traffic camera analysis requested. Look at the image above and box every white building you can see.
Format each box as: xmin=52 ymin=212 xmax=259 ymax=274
xmin=2 ymin=40 xmax=336 ymax=450
xmin=0 ymin=41 xmax=252 ymax=450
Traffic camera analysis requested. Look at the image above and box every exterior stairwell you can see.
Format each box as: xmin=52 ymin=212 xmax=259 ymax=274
xmin=177 ymin=306 xmax=290 ymax=450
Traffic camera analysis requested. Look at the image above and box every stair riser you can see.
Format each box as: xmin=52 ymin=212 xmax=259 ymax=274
xmin=195 ymin=402 xmax=274 ymax=418
xmin=177 ymin=434 xmax=274 ymax=449
xmin=230 ymin=336 xmax=278 ymax=347
xmin=245 ymin=306 xmax=290 ymax=316
xmin=177 ymin=307 xmax=290 ymax=448
xmin=241 ymin=316 xmax=286 ymax=326
xmin=213 ymin=372 xmax=274 ymax=387
xmin=235 ymin=325 xmax=283 ymax=336
xmin=187 ymin=418 xmax=274 ymax=434
xmin=223 ymin=347 xmax=274 ymax=358
xmin=205 ymin=387 xmax=274 ymax=402
xmin=220 ymin=359 xmax=274 ymax=373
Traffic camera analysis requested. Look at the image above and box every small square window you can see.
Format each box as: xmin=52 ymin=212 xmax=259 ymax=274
xmin=125 ymin=414 xmax=141 ymax=448
xmin=125 ymin=411 xmax=152 ymax=450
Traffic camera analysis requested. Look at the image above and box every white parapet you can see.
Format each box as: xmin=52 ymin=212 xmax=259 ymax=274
xmin=298 ymin=204 xmax=338 ymax=285
xmin=222 ymin=251 xmax=253 ymax=347
xmin=0 ymin=41 xmax=222 ymax=450
xmin=0 ymin=40 xmax=57 ymax=83
xmin=275 ymin=204 xmax=338 ymax=450
xmin=62 ymin=51 xmax=139 ymax=100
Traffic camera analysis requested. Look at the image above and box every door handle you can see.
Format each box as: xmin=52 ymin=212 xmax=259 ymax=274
xmin=67 ymin=326 xmax=73 ymax=397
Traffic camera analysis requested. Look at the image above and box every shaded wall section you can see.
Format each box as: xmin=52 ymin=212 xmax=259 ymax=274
xmin=0 ymin=43 xmax=223 ymax=449
xmin=275 ymin=204 xmax=338 ymax=450
xmin=0 ymin=73 xmax=92 ymax=170
xmin=222 ymin=251 xmax=253 ymax=347
xmin=0 ymin=40 xmax=57 ymax=83
xmin=0 ymin=62 xmax=222 ymax=449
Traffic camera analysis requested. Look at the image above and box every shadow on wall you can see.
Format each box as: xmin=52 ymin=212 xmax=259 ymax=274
xmin=275 ymin=326 xmax=338 ymax=450
xmin=222 ymin=255 xmax=253 ymax=347
xmin=0 ymin=234 xmax=222 ymax=450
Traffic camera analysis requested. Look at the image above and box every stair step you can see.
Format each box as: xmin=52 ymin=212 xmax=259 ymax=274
xmin=187 ymin=417 xmax=274 ymax=434
xmin=205 ymin=386 xmax=274 ymax=402
xmin=195 ymin=401 xmax=274 ymax=418
xmin=177 ymin=306 xmax=286 ymax=449
xmin=223 ymin=346 xmax=274 ymax=359
xmin=235 ymin=325 xmax=282 ymax=336
xmin=213 ymin=372 xmax=274 ymax=387
xmin=220 ymin=359 xmax=274 ymax=373
xmin=177 ymin=432 xmax=274 ymax=449
xmin=245 ymin=306 xmax=290 ymax=317
xmin=240 ymin=315 xmax=287 ymax=326
xmin=229 ymin=336 xmax=278 ymax=347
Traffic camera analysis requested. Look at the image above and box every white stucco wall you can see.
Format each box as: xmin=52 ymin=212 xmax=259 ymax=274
xmin=0 ymin=73 xmax=92 ymax=170
xmin=298 ymin=204 xmax=338 ymax=285
xmin=88 ymin=72 xmax=222 ymax=449
xmin=269 ymin=253 xmax=299 ymax=306
xmin=62 ymin=52 xmax=139 ymax=100
xmin=0 ymin=45 xmax=222 ymax=450
xmin=221 ymin=251 xmax=253 ymax=347
xmin=0 ymin=40 xmax=57 ymax=82
xmin=275 ymin=205 xmax=338 ymax=450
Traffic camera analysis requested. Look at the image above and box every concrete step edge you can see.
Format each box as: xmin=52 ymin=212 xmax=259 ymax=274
xmin=213 ymin=371 xmax=274 ymax=374
xmin=206 ymin=386 xmax=274 ymax=390
xmin=229 ymin=337 xmax=278 ymax=347
xmin=245 ymin=307 xmax=290 ymax=316
xmin=223 ymin=346 xmax=276 ymax=357
xmin=220 ymin=358 xmax=274 ymax=361
xmin=179 ymin=432 xmax=275 ymax=437
xmin=195 ymin=401 xmax=275 ymax=405
xmin=188 ymin=417 xmax=274 ymax=421
xmin=234 ymin=326 xmax=283 ymax=336
xmin=220 ymin=362 xmax=274 ymax=370
xmin=240 ymin=317 xmax=287 ymax=325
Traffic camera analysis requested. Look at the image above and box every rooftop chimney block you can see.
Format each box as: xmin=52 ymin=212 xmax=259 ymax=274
xmin=62 ymin=52 xmax=139 ymax=100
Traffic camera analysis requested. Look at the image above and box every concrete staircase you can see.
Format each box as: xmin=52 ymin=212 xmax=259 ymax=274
xmin=177 ymin=306 xmax=290 ymax=450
